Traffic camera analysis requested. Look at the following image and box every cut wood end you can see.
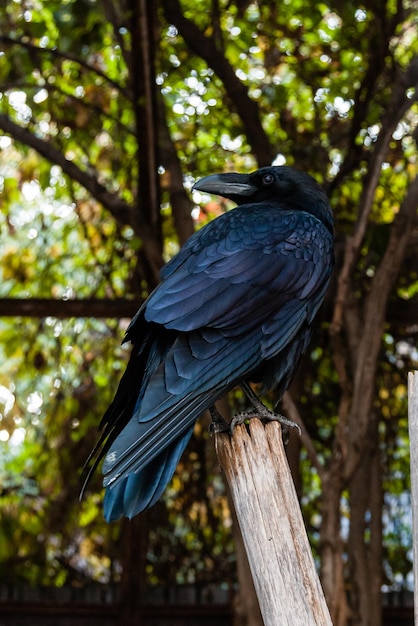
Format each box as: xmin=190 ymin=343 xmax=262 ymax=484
xmin=213 ymin=415 xmax=333 ymax=626
xmin=214 ymin=418 xmax=284 ymax=470
xmin=215 ymin=418 xmax=283 ymax=445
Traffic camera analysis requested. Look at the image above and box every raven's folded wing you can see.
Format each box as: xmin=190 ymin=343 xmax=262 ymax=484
xmin=99 ymin=204 xmax=333 ymax=518
xmin=142 ymin=207 xmax=333 ymax=332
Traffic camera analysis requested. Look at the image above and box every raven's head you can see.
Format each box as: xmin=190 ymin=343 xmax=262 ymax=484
xmin=193 ymin=165 xmax=333 ymax=234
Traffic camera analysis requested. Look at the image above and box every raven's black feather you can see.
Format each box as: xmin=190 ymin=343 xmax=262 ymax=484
xmin=83 ymin=165 xmax=334 ymax=521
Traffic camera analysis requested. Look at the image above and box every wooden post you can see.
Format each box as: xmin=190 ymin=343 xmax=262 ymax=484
xmin=215 ymin=419 xmax=332 ymax=626
xmin=408 ymin=371 xmax=418 ymax=626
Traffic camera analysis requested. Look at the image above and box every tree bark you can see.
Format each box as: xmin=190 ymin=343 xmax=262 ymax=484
xmin=216 ymin=419 xmax=332 ymax=626
xmin=324 ymin=175 xmax=418 ymax=625
xmin=0 ymin=297 xmax=141 ymax=318
xmin=347 ymin=414 xmax=382 ymax=626
xmin=118 ymin=516 xmax=147 ymax=626
xmin=128 ymin=0 xmax=164 ymax=288
xmin=408 ymin=371 xmax=418 ymax=626
xmin=156 ymin=94 xmax=195 ymax=245
xmin=319 ymin=469 xmax=348 ymax=626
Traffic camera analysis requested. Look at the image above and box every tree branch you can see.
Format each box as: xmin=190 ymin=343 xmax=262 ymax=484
xmin=161 ymin=0 xmax=274 ymax=166
xmin=0 ymin=298 xmax=141 ymax=319
xmin=157 ymin=94 xmax=195 ymax=244
xmin=328 ymin=11 xmax=404 ymax=192
xmin=0 ymin=35 xmax=132 ymax=99
xmin=331 ymin=65 xmax=417 ymax=336
xmin=0 ymin=113 xmax=167 ymax=281
xmin=345 ymin=174 xmax=418 ymax=479
xmin=101 ymin=0 xmax=133 ymax=78
xmin=0 ymin=113 xmax=135 ymax=224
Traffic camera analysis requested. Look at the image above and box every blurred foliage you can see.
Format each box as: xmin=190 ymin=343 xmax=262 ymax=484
xmin=0 ymin=0 xmax=417 ymax=605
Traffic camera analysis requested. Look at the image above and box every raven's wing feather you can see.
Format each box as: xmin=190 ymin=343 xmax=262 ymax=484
xmin=102 ymin=327 xmax=263 ymax=481
xmin=100 ymin=206 xmax=333 ymax=518
xmin=142 ymin=208 xmax=332 ymax=331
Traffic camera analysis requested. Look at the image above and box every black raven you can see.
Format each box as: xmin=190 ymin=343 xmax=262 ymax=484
xmin=84 ymin=165 xmax=334 ymax=521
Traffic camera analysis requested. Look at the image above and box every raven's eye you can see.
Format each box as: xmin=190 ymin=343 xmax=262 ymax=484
xmin=262 ymin=173 xmax=274 ymax=185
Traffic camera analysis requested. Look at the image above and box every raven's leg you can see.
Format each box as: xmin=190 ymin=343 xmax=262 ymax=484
xmin=208 ymin=404 xmax=230 ymax=434
xmin=232 ymin=382 xmax=301 ymax=435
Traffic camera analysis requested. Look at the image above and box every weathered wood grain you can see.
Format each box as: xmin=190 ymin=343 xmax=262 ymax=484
xmin=408 ymin=371 xmax=418 ymax=626
xmin=215 ymin=419 xmax=332 ymax=626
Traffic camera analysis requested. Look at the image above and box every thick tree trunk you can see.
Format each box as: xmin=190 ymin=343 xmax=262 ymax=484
xmin=324 ymin=165 xmax=418 ymax=624
xmin=129 ymin=0 xmax=164 ymax=288
xmin=319 ymin=469 xmax=348 ymax=626
xmin=118 ymin=516 xmax=147 ymax=626
xmin=116 ymin=5 xmax=162 ymax=625
xmin=347 ymin=415 xmax=382 ymax=626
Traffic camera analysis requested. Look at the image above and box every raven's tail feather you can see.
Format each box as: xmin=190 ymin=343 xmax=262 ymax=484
xmin=103 ymin=425 xmax=194 ymax=521
xmin=80 ymin=321 xmax=176 ymax=500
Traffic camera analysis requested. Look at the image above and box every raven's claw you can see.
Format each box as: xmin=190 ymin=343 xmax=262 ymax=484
xmin=236 ymin=381 xmax=301 ymax=437
xmin=209 ymin=405 xmax=230 ymax=434
xmin=209 ymin=386 xmax=301 ymax=439
xmin=229 ymin=407 xmax=300 ymax=437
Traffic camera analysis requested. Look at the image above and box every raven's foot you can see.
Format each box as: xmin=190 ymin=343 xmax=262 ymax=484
xmin=208 ymin=405 xmax=230 ymax=434
xmin=237 ymin=381 xmax=301 ymax=437
xmin=229 ymin=407 xmax=300 ymax=437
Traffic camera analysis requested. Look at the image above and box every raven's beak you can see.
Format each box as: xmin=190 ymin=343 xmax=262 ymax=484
xmin=192 ymin=173 xmax=256 ymax=199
